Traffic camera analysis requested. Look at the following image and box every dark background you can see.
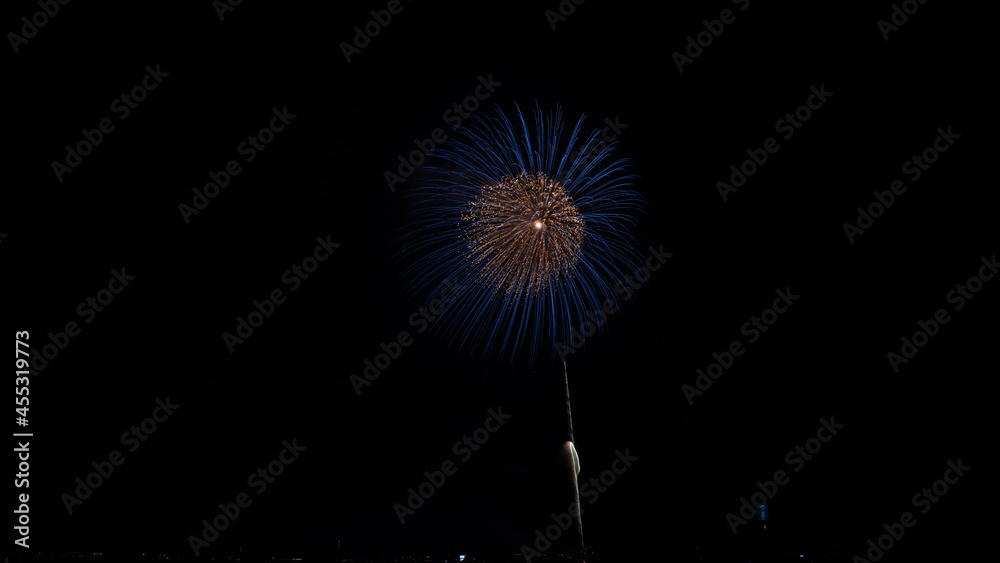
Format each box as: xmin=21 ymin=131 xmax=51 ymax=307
xmin=3 ymin=0 xmax=992 ymax=561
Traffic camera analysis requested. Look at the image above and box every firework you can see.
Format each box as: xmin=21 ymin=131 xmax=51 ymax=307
xmin=462 ymin=171 xmax=586 ymax=298
xmin=402 ymin=102 xmax=644 ymax=364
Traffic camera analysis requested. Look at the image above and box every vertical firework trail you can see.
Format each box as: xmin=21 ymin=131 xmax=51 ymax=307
xmin=562 ymin=361 xmax=584 ymax=551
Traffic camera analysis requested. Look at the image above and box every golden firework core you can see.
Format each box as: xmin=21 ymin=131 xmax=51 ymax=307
xmin=462 ymin=171 xmax=585 ymax=296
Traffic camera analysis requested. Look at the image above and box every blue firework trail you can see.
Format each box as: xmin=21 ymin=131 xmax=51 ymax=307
xmin=401 ymin=102 xmax=645 ymax=364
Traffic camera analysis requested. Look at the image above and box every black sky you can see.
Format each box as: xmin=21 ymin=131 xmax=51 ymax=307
xmin=4 ymin=0 xmax=992 ymax=561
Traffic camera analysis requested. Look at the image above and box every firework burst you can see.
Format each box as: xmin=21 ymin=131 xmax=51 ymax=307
xmin=402 ymin=102 xmax=644 ymax=363
xmin=462 ymin=171 xmax=586 ymax=298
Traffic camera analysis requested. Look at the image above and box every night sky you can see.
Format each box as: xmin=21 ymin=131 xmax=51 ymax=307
xmin=4 ymin=0 xmax=992 ymax=561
